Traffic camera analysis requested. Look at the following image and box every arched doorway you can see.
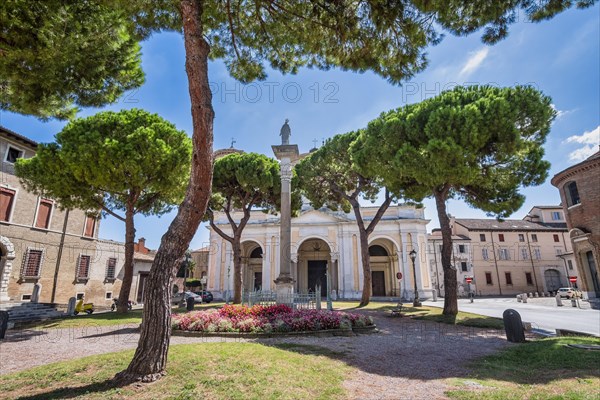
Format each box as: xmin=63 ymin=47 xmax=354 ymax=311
xmin=241 ymin=241 xmax=263 ymax=292
xmin=544 ymin=269 xmax=563 ymax=292
xmin=297 ymin=239 xmax=333 ymax=296
xmin=369 ymin=238 xmax=398 ymax=297
xmin=0 ymin=236 xmax=16 ymax=302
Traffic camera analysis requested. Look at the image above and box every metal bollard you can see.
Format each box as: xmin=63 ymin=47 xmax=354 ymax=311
xmin=186 ymin=296 xmax=195 ymax=311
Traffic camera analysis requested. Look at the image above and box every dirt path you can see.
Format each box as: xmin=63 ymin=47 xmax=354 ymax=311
xmin=0 ymin=310 xmax=510 ymax=399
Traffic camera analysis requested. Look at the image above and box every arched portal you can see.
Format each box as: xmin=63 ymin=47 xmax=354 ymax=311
xmin=544 ymin=269 xmax=563 ymax=292
xmin=0 ymin=236 xmax=16 ymax=302
xmin=241 ymin=241 xmax=263 ymax=292
xmin=297 ymin=238 xmax=333 ymax=296
xmin=369 ymin=238 xmax=398 ymax=297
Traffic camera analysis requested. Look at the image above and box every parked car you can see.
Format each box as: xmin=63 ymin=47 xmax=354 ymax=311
xmin=557 ymin=287 xmax=582 ymax=299
xmin=194 ymin=290 xmax=214 ymax=303
xmin=172 ymin=291 xmax=203 ymax=305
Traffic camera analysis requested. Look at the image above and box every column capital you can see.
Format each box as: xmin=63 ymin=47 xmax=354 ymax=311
xmin=330 ymin=252 xmax=339 ymax=262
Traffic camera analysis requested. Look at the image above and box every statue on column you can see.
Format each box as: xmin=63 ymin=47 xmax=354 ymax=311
xmin=280 ymin=119 xmax=291 ymax=145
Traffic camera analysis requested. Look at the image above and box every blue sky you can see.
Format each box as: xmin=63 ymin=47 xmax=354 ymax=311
xmin=1 ymin=5 xmax=598 ymax=251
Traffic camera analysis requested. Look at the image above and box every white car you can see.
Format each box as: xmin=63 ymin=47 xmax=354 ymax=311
xmin=172 ymin=291 xmax=203 ymax=304
xmin=557 ymin=287 xmax=582 ymax=299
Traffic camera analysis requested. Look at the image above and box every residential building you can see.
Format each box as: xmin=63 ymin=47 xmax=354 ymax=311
xmin=207 ymin=204 xmax=432 ymax=300
xmin=442 ymin=206 xmax=577 ymax=296
xmin=551 ymin=150 xmax=600 ymax=299
xmin=0 ymin=126 xmax=126 ymax=307
xmin=428 ymin=230 xmax=473 ymax=296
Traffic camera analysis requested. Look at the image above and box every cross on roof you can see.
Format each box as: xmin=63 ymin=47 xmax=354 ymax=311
xmin=312 ymin=138 xmax=318 ymax=148
xmin=230 ymin=138 xmax=236 ymax=148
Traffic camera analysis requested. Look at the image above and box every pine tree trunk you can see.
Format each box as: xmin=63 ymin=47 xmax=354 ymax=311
xmin=232 ymin=237 xmax=242 ymax=304
xmin=434 ymin=190 xmax=458 ymax=316
xmin=117 ymin=205 xmax=136 ymax=313
xmin=114 ymin=0 xmax=213 ymax=383
xmin=358 ymin=227 xmax=372 ymax=307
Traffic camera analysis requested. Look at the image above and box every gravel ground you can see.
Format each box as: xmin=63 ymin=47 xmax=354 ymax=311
xmin=0 ymin=309 xmax=511 ymax=400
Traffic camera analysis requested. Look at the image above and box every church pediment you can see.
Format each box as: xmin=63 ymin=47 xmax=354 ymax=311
xmin=292 ymin=209 xmax=349 ymax=225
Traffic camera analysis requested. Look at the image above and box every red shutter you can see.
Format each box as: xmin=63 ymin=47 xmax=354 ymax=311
xmin=35 ymin=199 xmax=52 ymax=228
xmin=84 ymin=215 xmax=96 ymax=237
xmin=78 ymin=255 xmax=91 ymax=278
xmin=0 ymin=188 xmax=15 ymax=221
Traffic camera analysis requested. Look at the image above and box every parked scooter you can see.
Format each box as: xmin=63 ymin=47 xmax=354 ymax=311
xmin=74 ymin=296 xmax=94 ymax=315
xmin=111 ymin=298 xmax=133 ymax=312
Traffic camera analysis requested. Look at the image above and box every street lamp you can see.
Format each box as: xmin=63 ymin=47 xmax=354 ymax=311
xmin=409 ymin=249 xmax=421 ymax=307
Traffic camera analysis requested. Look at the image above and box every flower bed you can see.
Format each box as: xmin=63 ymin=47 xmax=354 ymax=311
xmin=171 ymin=304 xmax=374 ymax=334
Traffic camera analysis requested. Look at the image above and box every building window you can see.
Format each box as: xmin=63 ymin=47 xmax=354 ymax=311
xmin=553 ymin=234 xmax=559 ymax=243
xmin=0 ymin=187 xmax=16 ymax=222
xmin=76 ymin=292 xmax=85 ymax=300
xmin=77 ymin=255 xmax=91 ymax=280
xmin=533 ymin=247 xmax=541 ymax=260
xmin=106 ymin=257 xmax=117 ymax=280
xmin=105 ymin=292 xmax=113 ymax=300
xmin=525 ymin=272 xmax=533 ymax=285
xmin=458 ymin=244 xmax=466 ymax=253
xmin=461 ymin=262 xmax=468 ymax=272
xmin=84 ymin=214 xmax=97 ymax=237
xmin=4 ymin=146 xmax=24 ymax=163
xmin=521 ymin=248 xmax=529 ymax=260
xmin=505 ymin=272 xmax=513 ymax=285
xmin=498 ymin=234 xmax=505 ymax=242
xmin=531 ymin=234 xmax=538 ymax=242
xmin=555 ymin=248 xmax=563 ymax=256
xmin=482 ymin=248 xmax=489 ymax=260
xmin=499 ymin=248 xmax=510 ymax=260
xmin=567 ymin=260 xmax=574 ymax=270
xmin=34 ymin=199 xmax=53 ymax=229
xmin=22 ymin=249 xmax=43 ymax=278
xmin=485 ymin=272 xmax=493 ymax=285
xmin=480 ymin=234 xmax=486 ymax=242
xmin=551 ymin=211 xmax=562 ymax=220
xmin=565 ymin=181 xmax=581 ymax=207
xmin=518 ymin=234 xmax=525 ymax=242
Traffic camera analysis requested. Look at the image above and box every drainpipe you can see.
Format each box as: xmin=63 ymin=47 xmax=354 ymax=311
xmin=490 ymin=232 xmax=502 ymax=295
xmin=525 ymin=233 xmax=540 ymax=293
xmin=51 ymin=209 xmax=69 ymax=304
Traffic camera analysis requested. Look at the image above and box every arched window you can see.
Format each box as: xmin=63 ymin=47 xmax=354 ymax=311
xmin=369 ymin=245 xmax=388 ymax=257
xmin=565 ymin=181 xmax=580 ymax=207
xmin=250 ymin=247 xmax=263 ymax=258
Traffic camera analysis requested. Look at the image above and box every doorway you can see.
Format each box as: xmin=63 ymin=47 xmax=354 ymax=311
xmin=136 ymin=272 xmax=149 ymax=303
xmin=307 ymin=260 xmax=327 ymax=297
xmin=254 ymin=272 xmax=262 ymax=291
xmin=372 ymin=271 xmax=386 ymax=296
xmin=544 ymin=269 xmax=562 ymax=292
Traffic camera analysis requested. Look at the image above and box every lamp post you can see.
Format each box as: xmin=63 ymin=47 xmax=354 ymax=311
xmin=410 ymin=249 xmax=421 ymax=307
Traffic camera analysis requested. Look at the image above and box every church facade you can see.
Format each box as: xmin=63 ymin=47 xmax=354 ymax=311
xmin=206 ymin=205 xmax=433 ymax=301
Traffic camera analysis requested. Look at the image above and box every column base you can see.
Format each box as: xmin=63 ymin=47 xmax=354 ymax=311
xmin=275 ymin=282 xmax=294 ymax=305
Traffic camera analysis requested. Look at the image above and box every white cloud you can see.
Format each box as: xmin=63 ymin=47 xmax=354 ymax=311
xmin=551 ymin=104 xmax=576 ymax=120
xmin=564 ymin=125 xmax=599 ymax=161
xmin=459 ymin=48 xmax=489 ymax=78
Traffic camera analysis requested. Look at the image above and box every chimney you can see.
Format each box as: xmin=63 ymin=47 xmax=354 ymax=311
xmin=135 ymin=237 xmax=148 ymax=254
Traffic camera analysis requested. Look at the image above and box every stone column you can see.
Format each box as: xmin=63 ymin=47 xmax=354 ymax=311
xmin=272 ymin=139 xmax=300 ymax=304
xmin=0 ymin=237 xmax=16 ymax=303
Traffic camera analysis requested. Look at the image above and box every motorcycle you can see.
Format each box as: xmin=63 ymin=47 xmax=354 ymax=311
xmin=74 ymin=297 xmax=94 ymax=315
xmin=111 ymin=298 xmax=133 ymax=311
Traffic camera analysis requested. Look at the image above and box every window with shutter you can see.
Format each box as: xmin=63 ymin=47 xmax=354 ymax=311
xmin=35 ymin=199 xmax=53 ymax=229
xmin=0 ymin=188 xmax=15 ymax=222
xmin=77 ymin=255 xmax=91 ymax=280
xmin=22 ymin=249 xmax=43 ymax=278
xmin=84 ymin=215 xmax=97 ymax=237
xmin=106 ymin=257 xmax=117 ymax=280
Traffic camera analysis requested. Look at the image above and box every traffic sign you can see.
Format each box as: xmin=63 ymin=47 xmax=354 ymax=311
xmin=465 ymin=277 xmax=473 ymax=284
xmin=569 ymin=276 xmax=577 ymax=283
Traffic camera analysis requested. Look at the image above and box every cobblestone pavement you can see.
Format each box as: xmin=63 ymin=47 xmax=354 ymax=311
xmin=0 ymin=310 xmax=510 ymax=400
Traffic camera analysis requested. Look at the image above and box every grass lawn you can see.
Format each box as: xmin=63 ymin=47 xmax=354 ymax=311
xmin=0 ymin=342 xmax=351 ymax=400
xmin=446 ymin=337 xmax=600 ymax=400
xmin=21 ymin=302 xmax=226 ymax=330
xmin=333 ymin=301 xmax=504 ymax=329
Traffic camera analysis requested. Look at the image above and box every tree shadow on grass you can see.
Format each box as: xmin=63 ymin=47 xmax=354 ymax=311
xmin=15 ymin=379 xmax=129 ymax=400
